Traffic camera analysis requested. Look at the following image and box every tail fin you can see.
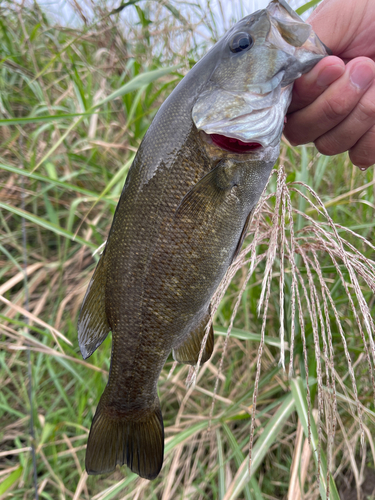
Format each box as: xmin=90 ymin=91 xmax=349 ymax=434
xmin=85 ymin=396 xmax=164 ymax=480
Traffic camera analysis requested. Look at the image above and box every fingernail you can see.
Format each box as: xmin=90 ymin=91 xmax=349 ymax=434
xmin=316 ymin=64 xmax=344 ymax=88
xmin=350 ymin=64 xmax=375 ymax=90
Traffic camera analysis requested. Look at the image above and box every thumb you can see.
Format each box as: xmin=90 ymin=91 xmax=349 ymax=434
xmin=288 ymin=56 xmax=345 ymax=114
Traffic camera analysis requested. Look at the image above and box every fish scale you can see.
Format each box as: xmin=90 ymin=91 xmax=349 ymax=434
xmin=77 ymin=0 xmax=328 ymax=480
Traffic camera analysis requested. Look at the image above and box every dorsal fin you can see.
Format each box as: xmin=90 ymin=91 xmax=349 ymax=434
xmin=78 ymin=252 xmax=110 ymax=359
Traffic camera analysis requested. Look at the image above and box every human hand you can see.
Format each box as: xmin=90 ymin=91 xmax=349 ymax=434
xmin=284 ymin=0 xmax=375 ymax=169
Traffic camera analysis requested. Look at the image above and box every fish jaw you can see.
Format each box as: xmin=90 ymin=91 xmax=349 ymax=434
xmin=192 ymin=0 xmax=328 ymax=155
xmin=193 ymin=83 xmax=293 ymax=151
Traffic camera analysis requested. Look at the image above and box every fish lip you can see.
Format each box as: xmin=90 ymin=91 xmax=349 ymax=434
xmin=208 ymin=133 xmax=264 ymax=154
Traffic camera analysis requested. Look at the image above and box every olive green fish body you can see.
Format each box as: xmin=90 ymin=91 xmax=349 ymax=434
xmin=78 ymin=0 xmax=328 ymax=480
xmin=100 ymin=133 xmax=270 ymax=394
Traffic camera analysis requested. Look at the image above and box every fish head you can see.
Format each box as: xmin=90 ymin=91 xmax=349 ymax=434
xmin=192 ymin=0 xmax=328 ymax=159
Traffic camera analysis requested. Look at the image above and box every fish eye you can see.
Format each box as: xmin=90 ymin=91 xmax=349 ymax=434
xmin=229 ymin=32 xmax=253 ymax=53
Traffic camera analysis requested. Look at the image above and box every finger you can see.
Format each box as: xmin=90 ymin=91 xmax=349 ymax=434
xmin=284 ymin=58 xmax=375 ymax=146
xmin=307 ymin=0 xmax=374 ymax=59
xmin=288 ymin=56 xmax=345 ymax=113
xmin=315 ymin=79 xmax=375 ymax=155
xmin=307 ymin=0 xmax=354 ymax=55
xmin=348 ymin=125 xmax=375 ymax=169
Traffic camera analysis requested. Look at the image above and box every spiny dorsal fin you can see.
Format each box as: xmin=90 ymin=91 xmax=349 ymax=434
xmin=78 ymin=253 xmax=110 ymax=359
xmin=173 ymin=308 xmax=214 ymax=366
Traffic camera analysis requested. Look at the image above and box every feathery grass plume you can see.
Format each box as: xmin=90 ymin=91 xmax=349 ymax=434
xmin=196 ymin=159 xmax=375 ymax=491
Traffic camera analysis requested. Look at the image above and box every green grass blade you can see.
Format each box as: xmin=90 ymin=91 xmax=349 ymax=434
xmin=313 ymin=154 xmax=329 ymax=192
xmin=0 ymin=243 xmax=23 ymax=273
xmin=165 ymin=421 xmax=210 ymax=453
xmin=94 ymin=156 xmax=134 ymax=203
xmin=32 ymin=116 xmax=85 ymax=172
xmin=0 ymin=112 xmax=97 ymax=126
xmin=0 ymin=466 xmax=23 ymax=495
xmin=222 ymin=423 xmax=262 ymax=500
xmin=0 ymin=314 xmax=51 ymax=337
xmin=94 ymin=475 xmax=138 ymax=500
xmin=163 ymin=2 xmax=188 ymax=25
xmin=109 ymin=0 xmax=143 ymax=15
xmin=216 ymin=429 xmax=226 ymax=500
xmin=296 ymin=0 xmax=322 ymax=15
xmin=214 ymin=326 xmax=287 ymax=349
xmin=93 ymin=65 xmax=182 ymax=109
xmin=0 ymin=202 xmax=96 ymax=249
xmin=0 ymin=162 xmax=116 ymax=204
xmin=224 ymin=393 xmax=295 ymax=500
xmin=33 ymin=65 xmax=181 ymax=172
xmin=290 ymin=378 xmax=340 ymax=500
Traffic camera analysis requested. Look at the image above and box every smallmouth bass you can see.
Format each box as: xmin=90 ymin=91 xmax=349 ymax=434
xmin=78 ymin=0 xmax=328 ymax=480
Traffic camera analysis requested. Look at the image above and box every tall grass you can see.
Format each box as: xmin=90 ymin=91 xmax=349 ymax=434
xmin=1 ymin=1 xmax=375 ymax=499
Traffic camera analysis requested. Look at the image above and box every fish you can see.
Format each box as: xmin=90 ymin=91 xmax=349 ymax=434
xmin=78 ymin=0 xmax=328 ymax=481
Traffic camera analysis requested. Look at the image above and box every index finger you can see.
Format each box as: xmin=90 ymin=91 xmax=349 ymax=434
xmin=288 ymin=56 xmax=345 ymax=114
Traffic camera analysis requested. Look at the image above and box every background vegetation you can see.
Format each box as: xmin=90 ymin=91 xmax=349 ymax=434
xmin=0 ymin=0 xmax=374 ymax=499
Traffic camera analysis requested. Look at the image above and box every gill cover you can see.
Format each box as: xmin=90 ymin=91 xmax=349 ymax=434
xmin=192 ymin=0 xmax=328 ymax=148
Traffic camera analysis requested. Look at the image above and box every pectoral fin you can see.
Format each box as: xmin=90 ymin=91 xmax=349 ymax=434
xmin=173 ymin=308 xmax=214 ymax=365
xmin=78 ymin=252 xmax=110 ymax=359
xmin=174 ymin=160 xmax=239 ymax=221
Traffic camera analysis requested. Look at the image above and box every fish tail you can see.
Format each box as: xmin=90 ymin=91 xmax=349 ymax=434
xmin=85 ymin=394 xmax=164 ymax=480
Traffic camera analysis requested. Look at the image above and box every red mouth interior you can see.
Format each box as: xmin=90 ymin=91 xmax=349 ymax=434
xmin=210 ymin=134 xmax=262 ymax=154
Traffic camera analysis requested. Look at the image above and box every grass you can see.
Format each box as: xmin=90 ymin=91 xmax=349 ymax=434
xmin=1 ymin=0 xmax=375 ymax=499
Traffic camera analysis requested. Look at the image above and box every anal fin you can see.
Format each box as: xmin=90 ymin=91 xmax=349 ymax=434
xmin=173 ymin=308 xmax=214 ymax=366
xmin=78 ymin=252 xmax=110 ymax=359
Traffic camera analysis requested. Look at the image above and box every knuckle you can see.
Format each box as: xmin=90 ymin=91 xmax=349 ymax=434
xmin=322 ymin=96 xmax=351 ymax=122
xmin=357 ymin=98 xmax=375 ymax=123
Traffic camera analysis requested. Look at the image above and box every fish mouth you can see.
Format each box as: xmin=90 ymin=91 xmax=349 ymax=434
xmin=194 ymin=84 xmax=294 ymax=151
xmin=209 ymin=133 xmax=263 ymax=154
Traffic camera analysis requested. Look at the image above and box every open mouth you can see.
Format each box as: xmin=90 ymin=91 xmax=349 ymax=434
xmin=210 ymin=134 xmax=263 ymax=154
